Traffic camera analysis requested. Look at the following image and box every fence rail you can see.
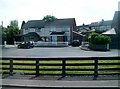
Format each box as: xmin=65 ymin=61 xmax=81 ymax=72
xmin=1 ymin=57 xmax=120 ymax=80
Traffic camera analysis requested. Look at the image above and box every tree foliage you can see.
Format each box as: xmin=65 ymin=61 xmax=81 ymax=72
xmin=88 ymin=32 xmax=111 ymax=45
xmin=10 ymin=20 xmax=19 ymax=28
xmin=2 ymin=20 xmax=20 ymax=44
xmin=43 ymin=15 xmax=57 ymax=22
xmin=95 ymin=29 xmax=106 ymax=34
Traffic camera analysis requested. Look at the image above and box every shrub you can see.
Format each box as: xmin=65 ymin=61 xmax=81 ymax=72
xmin=88 ymin=32 xmax=99 ymax=44
xmin=88 ymin=32 xmax=111 ymax=45
xmin=95 ymin=29 xmax=106 ymax=34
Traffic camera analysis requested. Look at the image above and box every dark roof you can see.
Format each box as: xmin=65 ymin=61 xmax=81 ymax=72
xmin=111 ymin=11 xmax=120 ymax=34
xmin=22 ymin=20 xmax=45 ymax=29
xmin=99 ymin=20 xmax=112 ymax=26
xmin=89 ymin=20 xmax=112 ymax=27
xmin=23 ymin=32 xmax=40 ymax=37
xmin=73 ymin=31 xmax=85 ymax=36
xmin=77 ymin=25 xmax=89 ymax=28
xmin=50 ymin=32 xmax=65 ymax=35
xmin=22 ymin=18 xmax=76 ymax=29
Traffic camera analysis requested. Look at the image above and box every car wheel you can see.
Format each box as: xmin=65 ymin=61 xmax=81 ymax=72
xmin=18 ymin=45 xmax=20 ymax=48
xmin=27 ymin=46 xmax=30 ymax=49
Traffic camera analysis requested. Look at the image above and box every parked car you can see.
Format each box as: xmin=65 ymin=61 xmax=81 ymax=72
xmin=17 ymin=42 xmax=34 ymax=49
xmin=71 ymin=40 xmax=80 ymax=47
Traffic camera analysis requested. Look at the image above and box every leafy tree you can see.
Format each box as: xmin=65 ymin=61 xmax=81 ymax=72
xmin=6 ymin=25 xmax=19 ymax=44
xmin=43 ymin=15 xmax=57 ymax=22
xmin=2 ymin=20 xmax=20 ymax=44
xmin=1 ymin=26 xmax=6 ymax=44
xmin=10 ymin=20 xmax=19 ymax=28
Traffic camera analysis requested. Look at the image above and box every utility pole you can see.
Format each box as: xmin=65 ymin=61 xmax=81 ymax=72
xmin=1 ymin=21 xmax=3 ymax=29
xmin=0 ymin=21 xmax=3 ymax=47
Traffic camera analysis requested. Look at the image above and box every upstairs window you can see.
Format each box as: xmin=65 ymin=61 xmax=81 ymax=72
xmin=29 ymin=28 xmax=35 ymax=32
xmin=62 ymin=27 xmax=69 ymax=32
xmin=49 ymin=27 xmax=56 ymax=32
xmin=24 ymin=29 xmax=29 ymax=33
xmin=36 ymin=28 xmax=41 ymax=32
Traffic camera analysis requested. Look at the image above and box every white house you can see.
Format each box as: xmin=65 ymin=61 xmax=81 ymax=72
xmin=20 ymin=18 xmax=76 ymax=44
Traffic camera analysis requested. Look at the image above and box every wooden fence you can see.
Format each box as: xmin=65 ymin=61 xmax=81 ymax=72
xmin=1 ymin=57 xmax=120 ymax=80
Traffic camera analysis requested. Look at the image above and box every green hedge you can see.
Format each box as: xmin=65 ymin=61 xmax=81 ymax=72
xmin=88 ymin=32 xmax=111 ymax=45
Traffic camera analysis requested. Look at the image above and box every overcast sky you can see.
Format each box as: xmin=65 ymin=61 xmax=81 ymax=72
xmin=0 ymin=0 xmax=119 ymax=27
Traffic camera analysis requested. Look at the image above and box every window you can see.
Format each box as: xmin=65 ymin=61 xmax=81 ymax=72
xmin=29 ymin=36 xmax=34 ymax=39
xmin=24 ymin=29 xmax=29 ymax=34
xmin=107 ymin=26 xmax=111 ymax=29
xmin=36 ymin=28 xmax=41 ymax=32
xmin=49 ymin=27 xmax=56 ymax=32
xmin=29 ymin=28 xmax=35 ymax=32
xmin=62 ymin=28 xmax=69 ymax=32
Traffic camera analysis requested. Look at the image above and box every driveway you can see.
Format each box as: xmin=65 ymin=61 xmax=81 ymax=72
xmin=2 ymin=45 xmax=119 ymax=58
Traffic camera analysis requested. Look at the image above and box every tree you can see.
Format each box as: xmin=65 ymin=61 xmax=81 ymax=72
xmin=6 ymin=25 xmax=19 ymax=44
xmin=1 ymin=26 xmax=7 ymax=45
xmin=43 ymin=15 xmax=57 ymax=22
xmin=10 ymin=20 xmax=19 ymax=28
xmin=2 ymin=20 xmax=20 ymax=44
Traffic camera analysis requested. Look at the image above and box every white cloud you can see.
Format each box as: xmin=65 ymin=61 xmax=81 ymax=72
xmin=0 ymin=0 xmax=119 ymax=27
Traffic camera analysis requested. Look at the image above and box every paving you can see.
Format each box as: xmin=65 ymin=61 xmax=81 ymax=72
xmin=1 ymin=74 xmax=120 ymax=88
xmin=1 ymin=45 xmax=119 ymax=58
xmin=1 ymin=78 xmax=119 ymax=88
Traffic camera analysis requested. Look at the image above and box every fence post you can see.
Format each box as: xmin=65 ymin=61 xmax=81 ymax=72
xmin=93 ymin=58 xmax=98 ymax=80
xmin=36 ymin=58 xmax=39 ymax=77
xmin=10 ymin=58 xmax=13 ymax=76
xmin=62 ymin=59 xmax=66 ymax=77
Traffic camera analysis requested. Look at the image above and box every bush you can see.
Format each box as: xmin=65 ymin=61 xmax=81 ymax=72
xmin=95 ymin=29 xmax=106 ymax=34
xmin=88 ymin=32 xmax=111 ymax=45
xmin=88 ymin=32 xmax=99 ymax=44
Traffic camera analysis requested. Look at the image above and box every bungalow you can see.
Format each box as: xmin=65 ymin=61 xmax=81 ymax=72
xmin=20 ymin=18 xmax=76 ymax=44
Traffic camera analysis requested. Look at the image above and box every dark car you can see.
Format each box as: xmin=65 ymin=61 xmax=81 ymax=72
xmin=17 ymin=42 xmax=34 ymax=49
xmin=71 ymin=40 xmax=80 ymax=47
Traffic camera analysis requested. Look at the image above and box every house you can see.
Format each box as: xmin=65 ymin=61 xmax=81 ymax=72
xmin=74 ymin=24 xmax=95 ymax=43
xmin=20 ymin=18 xmax=76 ymax=44
xmin=111 ymin=11 xmax=120 ymax=35
xmin=100 ymin=11 xmax=120 ymax=49
xmin=109 ymin=11 xmax=120 ymax=49
xmin=76 ymin=24 xmax=90 ymax=32
xmin=89 ymin=20 xmax=112 ymax=31
xmin=72 ymin=31 xmax=85 ymax=45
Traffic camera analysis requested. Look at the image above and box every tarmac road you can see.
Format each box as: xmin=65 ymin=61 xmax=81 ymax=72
xmin=2 ymin=45 xmax=119 ymax=58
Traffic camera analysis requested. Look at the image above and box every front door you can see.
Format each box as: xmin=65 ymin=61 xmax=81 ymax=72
xmin=52 ymin=36 xmax=57 ymax=42
xmin=57 ymin=36 xmax=63 ymax=42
